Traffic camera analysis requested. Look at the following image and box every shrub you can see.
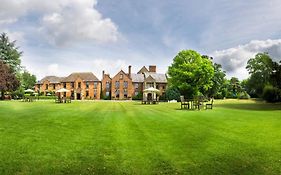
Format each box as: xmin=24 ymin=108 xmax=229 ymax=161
xmin=103 ymin=95 xmax=111 ymax=100
xmin=132 ymin=92 xmax=143 ymax=100
xmin=237 ymin=91 xmax=251 ymax=99
xmin=262 ymin=85 xmax=281 ymax=103
xmin=165 ymin=87 xmax=181 ymax=101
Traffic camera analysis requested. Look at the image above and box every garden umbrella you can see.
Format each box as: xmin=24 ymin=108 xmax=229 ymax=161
xmin=143 ymin=87 xmax=160 ymax=94
xmin=56 ymin=88 xmax=70 ymax=93
xmin=24 ymin=89 xmax=35 ymax=93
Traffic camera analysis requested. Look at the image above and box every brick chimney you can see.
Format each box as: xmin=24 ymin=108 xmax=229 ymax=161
xmin=128 ymin=65 xmax=132 ymax=78
xmin=102 ymin=70 xmax=105 ymax=79
xmin=149 ymin=65 xmax=156 ymax=73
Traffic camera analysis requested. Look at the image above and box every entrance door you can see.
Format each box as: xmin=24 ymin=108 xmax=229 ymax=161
xmin=147 ymin=93 xmax=152 ymax=101
xmin=77 ymin=93 xmax=81 ymax=100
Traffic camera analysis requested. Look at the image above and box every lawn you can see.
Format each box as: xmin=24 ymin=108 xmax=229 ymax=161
xmin=0 ymin=100 xmax=280 ymax=175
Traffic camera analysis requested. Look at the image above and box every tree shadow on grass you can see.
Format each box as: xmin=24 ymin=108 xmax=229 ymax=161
xmin=215 ymin=103 xmax=281 ymax=111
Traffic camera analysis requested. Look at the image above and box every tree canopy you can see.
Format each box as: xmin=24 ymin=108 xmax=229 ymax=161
xmin=20 ymin=70 xmax=37 ymax=89
xmin=0 ymin=33 xmax=22 ymax=73
xmin=0 ymin=61 xmax=20 ymax=99
xmin=168 ymin=50 xmax=214 ymax=97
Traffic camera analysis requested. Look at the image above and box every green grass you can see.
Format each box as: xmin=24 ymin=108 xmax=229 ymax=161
xmin=0 ymin=100 xmax=280 ymax=175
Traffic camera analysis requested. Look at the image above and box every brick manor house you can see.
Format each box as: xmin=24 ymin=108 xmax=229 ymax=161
xmin=35 ymin=65 xmax=168 ymax=100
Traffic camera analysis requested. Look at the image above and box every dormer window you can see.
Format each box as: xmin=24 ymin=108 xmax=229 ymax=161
xmin=78 ymin=82 xmax=81 ymax=88
xmin=120 ymin=74 xmax=123 ymax=79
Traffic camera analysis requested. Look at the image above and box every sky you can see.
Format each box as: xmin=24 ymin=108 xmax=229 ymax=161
xmin=1 ymin=0 xmax=281 ymax=80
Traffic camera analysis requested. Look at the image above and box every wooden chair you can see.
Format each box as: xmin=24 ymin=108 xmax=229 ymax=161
xmin=205 ymin=98 xmax=214 ymax=109
xmin=193 ymin=96 xmax=203 ymax=110
xmin=180 ymin=96 xmax=189 ymax=109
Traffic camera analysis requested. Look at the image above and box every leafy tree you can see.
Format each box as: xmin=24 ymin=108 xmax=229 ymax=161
xmin=0 ymin=61 xmax=20 ymax=99
xmin=207 ymin=62 xmax=227 ymax=98
xmin=168 ymin=50 xmax=214 ymax=98
xmin=20 ymin=70 xmax=37 ymax=89
xmin=0 ymin=33 xmax=22 ymax=73
xmin=271 ymin=61 xmax=281 ymax=89
xmin=246 ymin=53 xmax=273 ymax=97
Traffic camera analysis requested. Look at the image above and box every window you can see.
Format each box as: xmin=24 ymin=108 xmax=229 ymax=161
xmin=106 ymin=92 xmax=109 ymax=96
xmin=53 ymin=84 xmax=56 ymax=89
xmin=115 ymin=81 xmax=120 ymax=89
xmin=156 ymin=84 xmax=159 ymax=89
xmin=124 ymin=89 xmax=128 ymax=98
xmin=124 ymin=81 xmax=128 ymax=88
xmin=86 ymin=82 xmax=89 ymax=88
xmin=94 ymin=82 xmax=97 ymax=89
xmin=86 ymin=90 xmax=89 ymax=97
xmin=78 ymin=82 xmax=81 ymax=88
xmin=63 ymin=83 xmax=66 ymax=88
xmin=71 ymin=82 xmax=74 ymax=88
xmin=71 ymin=91 xmax=74 ymax=98
xmin=120 ymin=74 xmax=123 ymax=79
xmin=94 ymin=89 xmax=97 ymax=98
xmin=135 ymin=91 xmax=139 ymax=96
xmin=106 ymin=81 xmax=110 ymax=91
xmin=45 ymin=84 xmax=48 ymax=90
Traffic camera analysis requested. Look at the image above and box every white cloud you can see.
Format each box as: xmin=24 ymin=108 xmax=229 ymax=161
xmin=211 ymin=39 xmax=281 ymax=80
xmin=0 ymin=0 xmax=120 ymax=46
xmin=47 ymin=64 xmax=59 ymax=75
xmin=200 ymin=0 xmax=281 ymax=51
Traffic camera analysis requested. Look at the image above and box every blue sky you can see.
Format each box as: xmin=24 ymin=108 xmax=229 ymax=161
xmin=1 ymin=0 xmax=281 ymax=80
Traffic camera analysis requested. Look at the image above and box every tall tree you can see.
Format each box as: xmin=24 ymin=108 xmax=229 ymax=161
xmin=0 ymin=61 xmax=20 ymax=99
xmin=246 ymin=53 xmax=273 ymax=97
xmin=0 ymin=33 xmax=22 ymax=73
xmin=20 ymin=70 xmax=37 ymax=89
xmin=203 ymin=56 xmax=226 ymax=98
xmin=168 ymin=50 xmax=214 ymax=97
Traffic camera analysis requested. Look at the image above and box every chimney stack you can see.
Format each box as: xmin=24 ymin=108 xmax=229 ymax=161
xmin=128 ymin=65 xmax=132 ymax=78
xmin=149 ymin=65 xmax=156 ymax=73
xmin=102 ymin=70 xmax=105 ymax=79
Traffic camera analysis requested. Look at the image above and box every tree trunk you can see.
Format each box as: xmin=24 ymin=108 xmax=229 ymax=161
xmin=1 ymin=91 xmax=4 ymax=100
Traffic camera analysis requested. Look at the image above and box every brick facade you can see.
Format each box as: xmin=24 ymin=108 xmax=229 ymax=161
xmin=36 ymin=73 xmax=101 ymax=100
xmin=36 ymin=65 xmax=167 ymax=101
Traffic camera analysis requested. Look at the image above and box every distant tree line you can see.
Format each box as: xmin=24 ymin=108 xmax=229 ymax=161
xmin=167 ymin=50 xmax=281 ymax=103
xmin=0 ymin=33 xmax=36 ymax=100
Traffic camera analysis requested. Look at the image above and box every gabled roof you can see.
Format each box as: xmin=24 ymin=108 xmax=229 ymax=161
xmin=144 ymin=72 xmax=167 ymax=83
xmin=112 ymin=70 xmax=130 ymax=80
xmin=144 ymin=75 xmax=155 ymax=82
xmin=131 ymin=73 xmax=144 ymax=83
xmin=62 ymin=72 xmax=100 ymax=82
xmin=137 ymin=66 xmax=149 ymax=74
xmin=36 ymin=76 xmax=64 ymax=84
